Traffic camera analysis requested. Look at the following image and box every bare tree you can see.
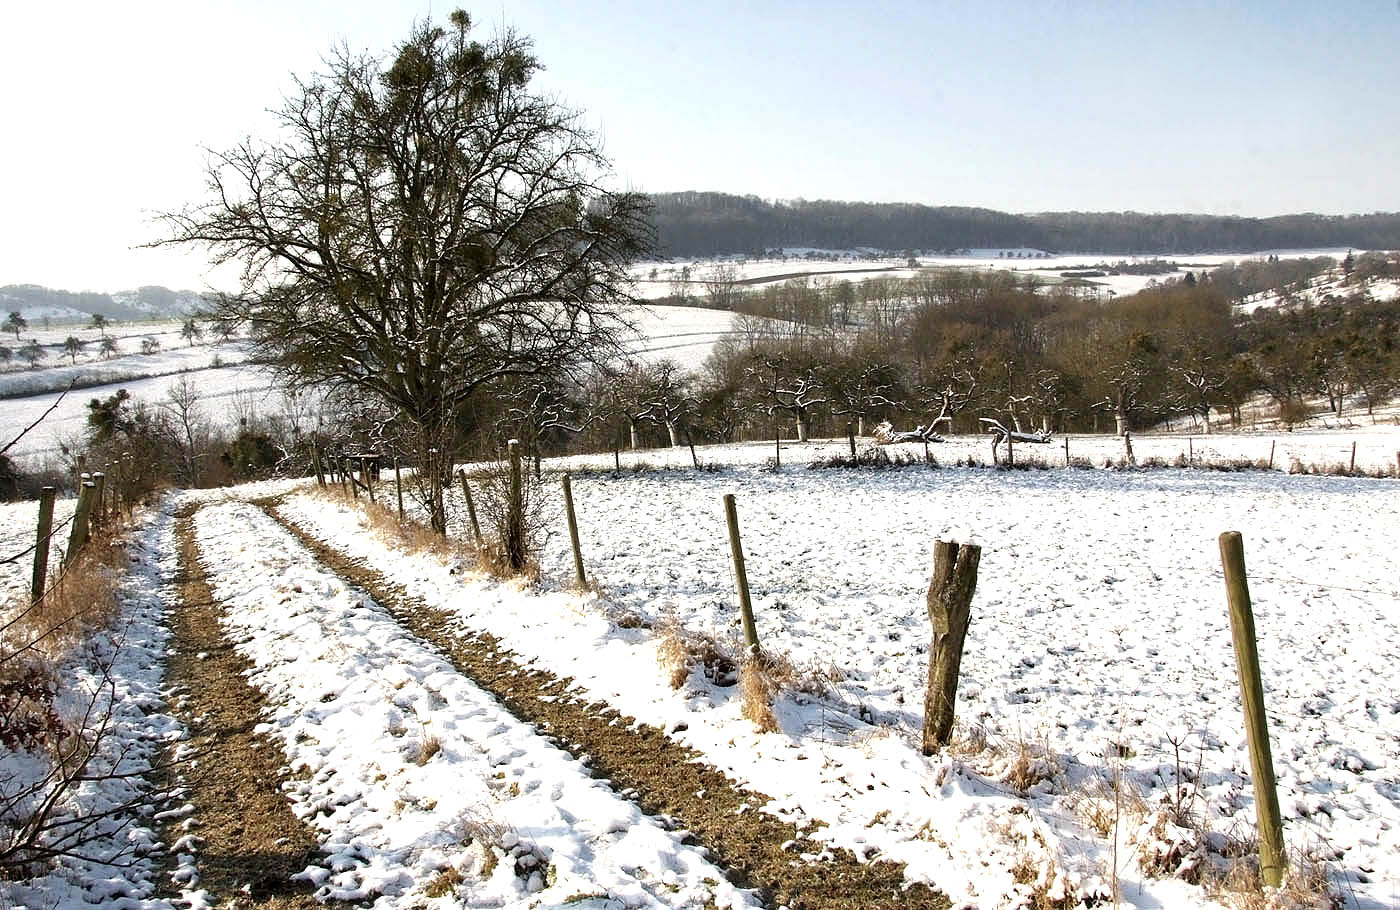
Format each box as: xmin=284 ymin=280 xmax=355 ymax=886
xmin=155 ymin=10 xmax=651 ymax=532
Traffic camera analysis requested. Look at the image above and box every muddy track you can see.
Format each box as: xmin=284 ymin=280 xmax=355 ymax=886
xmin=156 ymin=504 xmax=322 ymax=908
xmin=255 ymin=497 xmax=949 ymax=910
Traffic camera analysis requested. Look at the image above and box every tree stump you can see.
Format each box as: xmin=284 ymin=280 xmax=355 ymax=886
xmin=922 ymin=539 xmax=982 ymax=754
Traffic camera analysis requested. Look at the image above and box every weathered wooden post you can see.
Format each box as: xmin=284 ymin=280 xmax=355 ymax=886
xmin=1349 ymin=440 xmax=1357 ymax=474
xmin=1188 ymin=437 xmax=1193 ymax=463
xmin=457 ymin=469 xmax=483 ymax=546
xmin=394 ymin=458 xmax=405 ymax=520
xmin=1267 ymin=440 xmax=1275 ymax=470
xmin=1064 ymin=435 xmax=1070 ymax=466
xmin=1218 ymin=531 xmax=1286 ymax=889
xmin=723 ymin=493 xmax=760 ymax=654
xmin=312 ymin=442 xmax=326 ymax=487
xmin=31 ymin=487 xmax=56 ymax=604
xmin=348 ymin=457 xmax=360 ymax=500
xmin=90 ymin=472 xmax=106 ymax=528
xmin=65 ymin=480 xmax=95 ymax=567
xmin=74 ymin=455 xmax=86 ymax=491
xmin=506 ymin=440 xmax=524 ymax=570
xmin=361 ymin=456 xmax=376 ymax=503
xmin=922 ymin=539 xmax=982 ymax=754
xmin=561 ymin=474 xmax=586 ymax=587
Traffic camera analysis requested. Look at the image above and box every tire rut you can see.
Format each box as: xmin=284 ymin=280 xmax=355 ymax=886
xmin=255 ymin=497 xmax=949 ymax=910
xmin=156 ymin=503 xmax=322 ymax=908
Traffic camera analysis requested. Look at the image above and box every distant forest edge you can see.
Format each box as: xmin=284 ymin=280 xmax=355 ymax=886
xmin=647 ymin=192 xmax=1400 ymax=257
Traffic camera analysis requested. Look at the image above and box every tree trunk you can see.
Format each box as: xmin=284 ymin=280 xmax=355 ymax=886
xmin=923 ymin=540 xmax=981 ymax=754
xmin=629 ymin=421 xmax=639 ymax=450
xmin=1114 ymin=410 xmax=1128 ymax=435
xmin=857 ymin=414 xmax=865 ymax=436
xmin=666 ymin=420 xmax=680 ymax=447
xmin=796 ymin=413 xmax=809 ymax=443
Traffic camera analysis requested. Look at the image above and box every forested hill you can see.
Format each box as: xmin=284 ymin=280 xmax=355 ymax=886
xmin=647 ymin=192 xmax=1400 ymax=257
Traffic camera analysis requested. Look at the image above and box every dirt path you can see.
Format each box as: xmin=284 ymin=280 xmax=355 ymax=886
xmin=155 ymin=504 xmax=322 ymax=908
xmin=257 ymin=498 xmax=949 ymax=910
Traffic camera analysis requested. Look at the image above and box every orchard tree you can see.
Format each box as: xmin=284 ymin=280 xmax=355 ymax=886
xmin=4 ymin=312 xmax=26 ymax=339
xmin=156 ymin=10 xmax=651 ymax=531
xmin=19 ymin=340 xmax=44 ymax=368
xmin=181 ymin=317 xmax=203 ymax=346
xmin=63 ymin=336 xmax=85 ymax=364
xmin=89 ymin=313 xmax=110 ymax=336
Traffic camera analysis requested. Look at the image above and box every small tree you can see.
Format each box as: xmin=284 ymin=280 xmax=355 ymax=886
xmin=88 ymin=313 xmax=110 ymax=336
xmin=140 ymin=336 xmax=160 ymax=355
xmin=100 ymin=336 xmax=120 ymax=359
xmin=4 ymin=311 xmax=27 ymax=339
xmin=63 ymin=335 xmax=85 ymax=364
xmin=180 ymin=317 xmax=203 ymax=346
xmin=19 ymin=339 xmax=44 ymax=368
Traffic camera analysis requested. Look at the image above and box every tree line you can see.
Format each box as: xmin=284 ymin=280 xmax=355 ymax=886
xmin=648 ymin=192 xmax=1400 ymax=258
xmin=463 ymin=252 xmax=1400 ymax=461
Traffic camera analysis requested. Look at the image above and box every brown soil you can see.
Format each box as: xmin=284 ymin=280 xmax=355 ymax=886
xmin=259 ymin=497 xmax=949 ymax=910
xmin=154 ymin=504 xmax=322 ymax=908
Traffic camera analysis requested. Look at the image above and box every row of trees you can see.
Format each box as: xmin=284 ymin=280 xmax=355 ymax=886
xmin=464 ymin=260 xmax=1400 ymax=462
xmin=649 ymin=192 xmax=1400 ymax=258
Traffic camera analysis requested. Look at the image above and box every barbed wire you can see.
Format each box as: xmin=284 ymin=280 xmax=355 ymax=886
xmin=0 ymin=513 xmax=78 ymax=566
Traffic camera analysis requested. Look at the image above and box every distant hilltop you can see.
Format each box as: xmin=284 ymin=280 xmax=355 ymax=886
xmin=0 ymin=284 xmax=208 ymax=322
xmin=646 ymin=192 xmax=1400 ymax=258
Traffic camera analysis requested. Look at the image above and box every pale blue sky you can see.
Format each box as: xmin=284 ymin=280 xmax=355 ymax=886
xmin=2 ymin=0 xmax=1396 ymax=290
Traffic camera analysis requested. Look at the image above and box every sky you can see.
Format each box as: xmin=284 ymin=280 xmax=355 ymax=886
xmin=2 ymin=0 xmax=1397 ymax=292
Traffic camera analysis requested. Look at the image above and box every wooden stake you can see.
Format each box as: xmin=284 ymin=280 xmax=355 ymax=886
xmin=90 ymin=472 xmax=106 ymax=528
xmin=723 ymin=493 xmax=759 ymax=654
xmin=1188 ymin=437 xmax=1193 ymax=463
xmin=457 ymin=469 xmax=483 ymax=546
xmin=561 ymin=474 xmax=586 ymax=587
xmin=1064 ymin=435 xmax=1070 ymax=466
xmin=1218 ymin=531 xmax=1286 ymax=889
xmin=394 ymin=458 xmax=405 ymax=520
xmin=65 ymin=480 xmax=95 ymax=567
xmin=922 ymin=539 xmax=982 ymax=754
xmin=1349 ymin=440 xmax=1356 ymax=474
xmin=31 ymin=487 xmax=55 ymax=604
xmin=506 ymin=440 xmax=524 ymax=570
xmin=362 ymin=456 xmax=376 ymax=503
xmin=1268 ymin=440 xmax=1275 ymax=470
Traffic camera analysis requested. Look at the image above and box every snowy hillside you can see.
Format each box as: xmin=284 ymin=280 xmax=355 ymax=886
xmin=3 ymin=431 xmax=1397 ymax=908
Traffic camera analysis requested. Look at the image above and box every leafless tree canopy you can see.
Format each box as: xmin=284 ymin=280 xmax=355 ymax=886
xmin=157 ymin=10 xmax=651 ymax=528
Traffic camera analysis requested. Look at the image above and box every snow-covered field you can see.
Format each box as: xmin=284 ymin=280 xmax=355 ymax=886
xmin=3 ymin=426 xmax=1399 ymax=908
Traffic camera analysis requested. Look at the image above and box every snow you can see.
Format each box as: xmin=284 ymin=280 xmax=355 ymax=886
xmin=0 ymin=503 xmax=199 ymax=910
xmin=188 ymin=498 xmax=758 ymax=909
xmin=273 ymin=430 xmax=1400 ymax=908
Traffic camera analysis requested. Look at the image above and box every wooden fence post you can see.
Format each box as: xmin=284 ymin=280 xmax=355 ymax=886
xmin=1349 ymin=440 xmax=1356 ymax=474
xmin=1188 ymin=437 xmax=1193 ymax=463
xmin=561 ymin=474 xmax=586 ymax=587
xmin=65 ymin=480 xmax=95 ymax=567
xmin=75 ymin=455 xmax=86 ymax=491
xmin=348 ymin=458 xmax=359 ymax=499
xmin=1267 ymin=440 xmax=1275 ymax=470
xmin=1064 ymin=435 xmax=1070 ymax=466
xmin=1218 ymin=531 xmax=1286 ymax=889
xmin=506 ymin=440 xmax=524 ymax=570
xmin=362 ymin=456 xmax=376 ymax=503
xmin=457 ymin=469 xmax=483 ymax=546
xmin=31 ymin=487 xmax=56 ymax=604
xmin=722 ymin=493 xmax=759 ymax=654
xmin=922 ymin=539 xmax=982 ymax=754
xmin=90 ymin=472 xmax=106 ymax=528
xmin=394 ymin=458 xmax=405 ymax=520
xmin=312 ymin=443 xmax=326 ymax=487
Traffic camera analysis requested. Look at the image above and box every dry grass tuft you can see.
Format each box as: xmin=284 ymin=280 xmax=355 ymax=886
xmin=344 ymin=493 xmax=476 ymax=565
xmin=416 ymin=734 xmax=442 ymax=765
xmin=1203 ymin=841 xmax=1342 ymax=909
xmin=424 ymin=866 xmax=463 ymax=898
xmin=740 ymin=656 xmax=779 ymax=733
xmin=654 ymin=618 xmax=738 ymax=690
